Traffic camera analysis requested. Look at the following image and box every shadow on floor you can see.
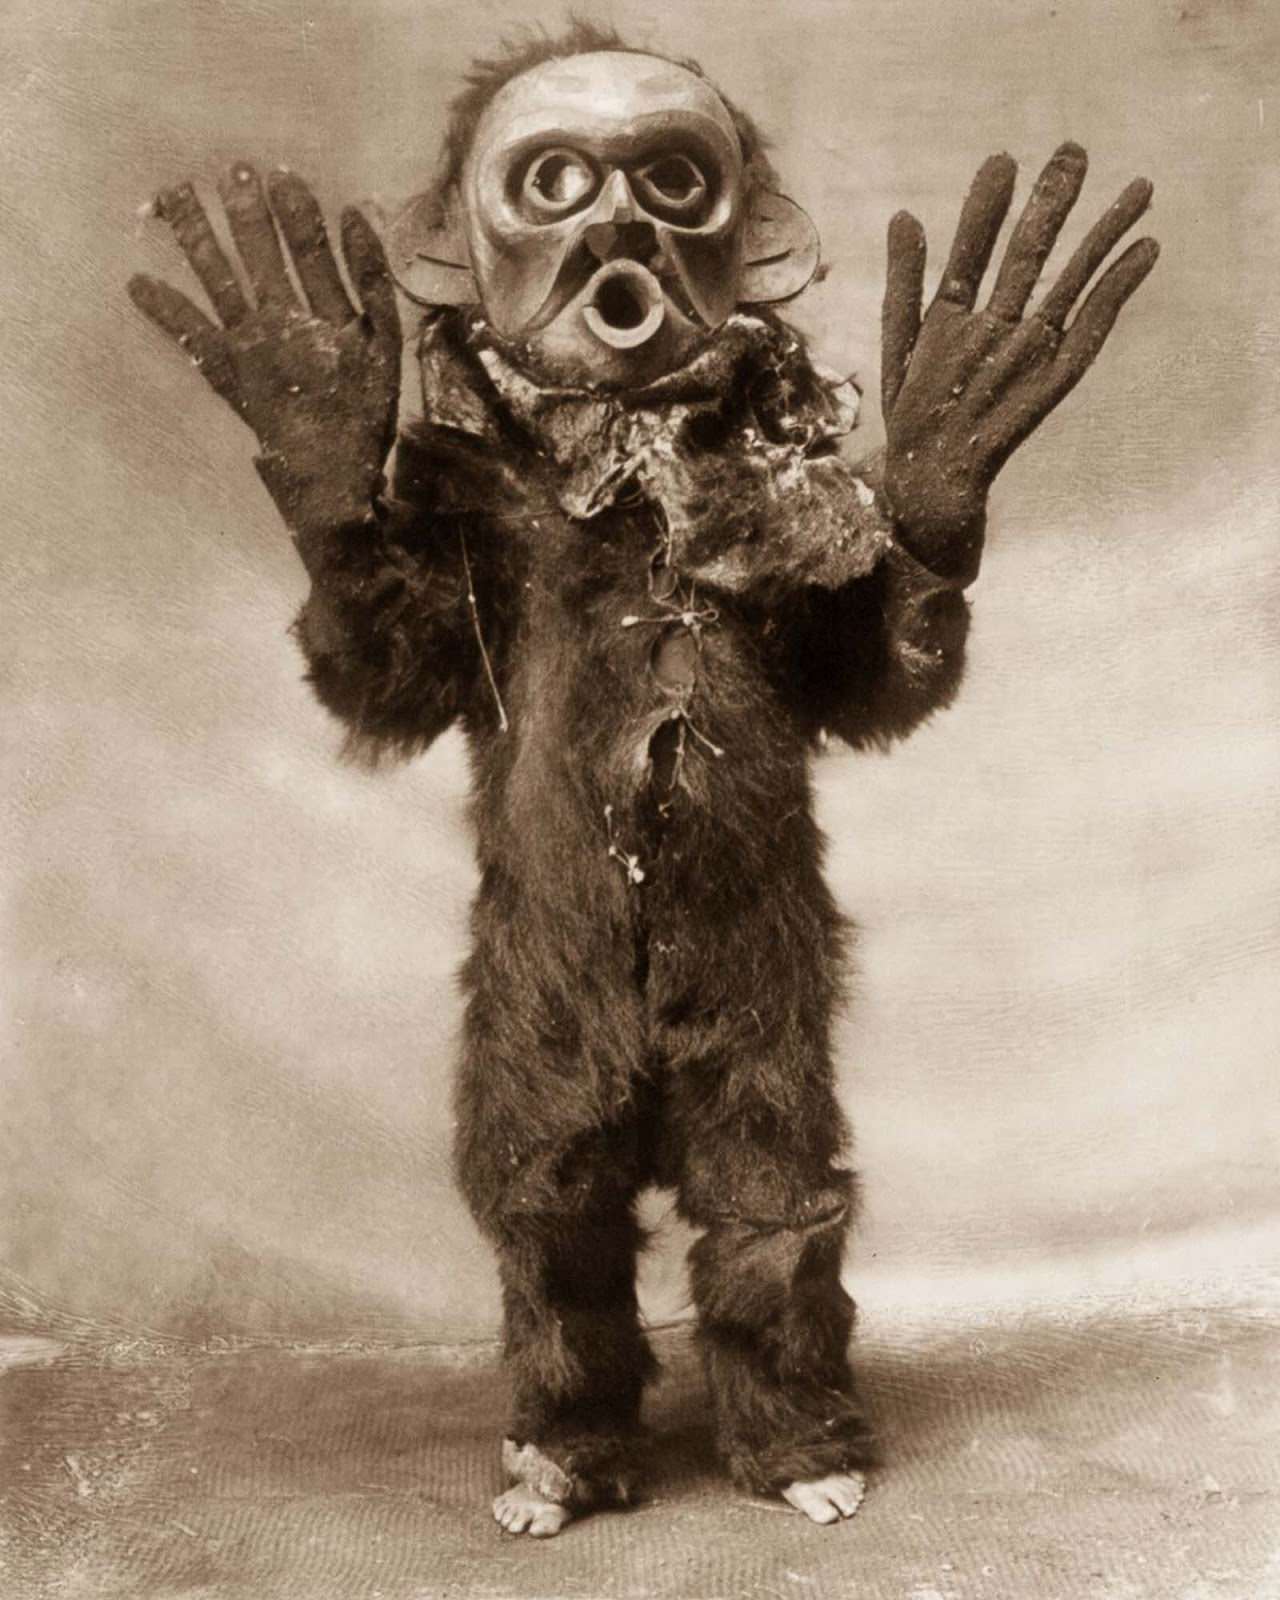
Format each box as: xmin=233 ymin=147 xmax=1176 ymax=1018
xmin=1 ymin=1306 xmax=1276 ymax=1599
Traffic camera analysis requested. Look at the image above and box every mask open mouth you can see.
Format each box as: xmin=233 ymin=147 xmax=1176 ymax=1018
xmin=581 ymin=260 xmax=666 ymax=350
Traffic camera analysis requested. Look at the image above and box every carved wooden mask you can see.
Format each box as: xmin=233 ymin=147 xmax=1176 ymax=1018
xmin=387 ymin=51 xmax=821 ymax=386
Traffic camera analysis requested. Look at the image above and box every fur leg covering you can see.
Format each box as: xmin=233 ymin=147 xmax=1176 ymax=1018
xmin=452 ymin=848 xmax=660 ymax=1508
xmin=492 ymin=1199 xmax=657 ymax=1508
xmin=668 ymin=1046 xmax=874 ymax=1496
xmin=454 ymin=980 xmax=658 ymax=1508
xmin=688 ymin=1186 xmax=873 ymax=1495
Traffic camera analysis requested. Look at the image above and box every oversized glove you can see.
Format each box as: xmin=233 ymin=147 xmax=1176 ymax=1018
xmin=128 ymin=162 xmax=400 ymax=543
xmin=880 ymin=143 xmax=1158 ymax=585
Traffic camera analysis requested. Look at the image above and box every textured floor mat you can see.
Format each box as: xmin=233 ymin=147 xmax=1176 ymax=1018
xmin=1 ymin=1308 xmax=1277 ymax=1599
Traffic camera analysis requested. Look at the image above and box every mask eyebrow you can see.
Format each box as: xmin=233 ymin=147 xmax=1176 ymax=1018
xmin=495 ymin=112 xmax=737 ymax=167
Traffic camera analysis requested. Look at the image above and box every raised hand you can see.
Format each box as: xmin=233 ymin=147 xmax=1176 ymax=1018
xmin=880 ymin=144 xmax=1158 ymax=583
xmin=128 ymin=163 xmax=400 ymax=535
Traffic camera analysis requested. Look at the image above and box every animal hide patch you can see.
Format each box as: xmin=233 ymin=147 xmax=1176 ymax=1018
xmin=414 ymin=310 xmax=891 ymax=599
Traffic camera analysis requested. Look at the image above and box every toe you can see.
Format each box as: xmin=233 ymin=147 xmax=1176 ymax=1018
xmin=782 ymin=1481 xmax=840 ymax=1523
xmin=492 ymin=1486 xmax=572 ymax=1537
xmin=492 ymin=1491 xmax=531 ymax=1533
xmin=529 ymin=1504 xmax=570 ymax=1538
xmin=782 ymin=1473 xmax=868 ymax=1524
xmin=827 ymin=1472 xmax=866 ymax=1518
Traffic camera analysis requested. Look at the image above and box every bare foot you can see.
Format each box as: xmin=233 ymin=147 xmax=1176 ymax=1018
xmin=492 ymin=1483 xmax=573 ymax=1538
xmin=781 ymin=1470 xmax=866 ymax=1524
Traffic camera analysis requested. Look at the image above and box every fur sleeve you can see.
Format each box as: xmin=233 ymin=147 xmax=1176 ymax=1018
xmin=290 ymin=422 xmax=509 ymax=762
xmin=766 ymin=525 xmax=971 ymax=753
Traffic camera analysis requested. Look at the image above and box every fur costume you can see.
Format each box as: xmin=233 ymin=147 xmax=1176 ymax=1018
xmin=128 ymin=26 xmax=1156 ymax=1516
xmin=128 ymin=16 xmax=1156 ymax=1527
xmin=292 ymin=306 xmax=970 ymax=1501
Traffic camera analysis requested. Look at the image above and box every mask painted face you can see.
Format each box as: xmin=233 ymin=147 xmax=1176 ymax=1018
xmin=388 ymin=50 xmax=821 ymax=387
xmin=461 ymin=51 xmax=745 ymax=375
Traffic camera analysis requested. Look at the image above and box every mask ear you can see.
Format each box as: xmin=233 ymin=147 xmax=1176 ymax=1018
xmin=739 ymin=191 xmax=822 ymax=305
xmin=382 ymin=190 xmax=479 ymax=307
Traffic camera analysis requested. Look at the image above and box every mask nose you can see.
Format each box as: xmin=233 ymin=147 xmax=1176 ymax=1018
xmin=583 ymin=218 xmax=660 ymax=263
xmin=596 ymin=168 xmax=637 ymax=224
xmin=583 ymin=221 xmax=618 ymax=261
xmin=580 ymin=169 xmax=640 ymax=260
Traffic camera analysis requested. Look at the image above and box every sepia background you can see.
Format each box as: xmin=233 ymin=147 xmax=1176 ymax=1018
xmin=3 ymin=0 xmax=1277 ymax=1349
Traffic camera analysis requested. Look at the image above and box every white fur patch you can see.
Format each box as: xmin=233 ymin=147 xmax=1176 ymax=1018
xmin=501 ymin=1437 xmax=575 ymax=1505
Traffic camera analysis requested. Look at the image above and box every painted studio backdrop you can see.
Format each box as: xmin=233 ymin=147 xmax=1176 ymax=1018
xmin=4 ymin=0 xmax=1277 ymax=1343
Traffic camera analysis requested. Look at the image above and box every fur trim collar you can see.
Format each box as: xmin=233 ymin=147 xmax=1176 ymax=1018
xmin=411 ymin=311 xmax=890 ymax=594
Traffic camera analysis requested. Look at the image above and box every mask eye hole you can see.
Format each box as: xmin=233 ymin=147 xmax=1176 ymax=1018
xmin=521 ymin=148 xmax=598 ymax=218
xmin=635 ymin=154 xmax=708 ymax=219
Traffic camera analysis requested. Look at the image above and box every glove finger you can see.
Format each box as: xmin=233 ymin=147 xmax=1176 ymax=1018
xmin=128 ymin=273 xmax=241 ymax=408
xmin=268 ymin=170 xmax=354 ymax=325
xmin=987 ymin=142 xmax=1088 ymax=322
xmin=1036 ymin=176 xmax=1153 ymax=330
xmin=882 ymin=210 xmax=926 ymax=416
xmin=933 ymin=153 xmax=1017 ymax=311
xmin=988 ymin=236 xmax=1159 ymax=464
xmin=217 ymin=161 xmax=296 ymax=314
xmin=341 ymin=207 xmax=401 ymax=365
xmin=154 ymin=181 xmax=251 ymax=327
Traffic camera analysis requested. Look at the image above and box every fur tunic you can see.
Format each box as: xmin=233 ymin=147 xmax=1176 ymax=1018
xmin=291 ymin=307 xmax=971 ymax=1498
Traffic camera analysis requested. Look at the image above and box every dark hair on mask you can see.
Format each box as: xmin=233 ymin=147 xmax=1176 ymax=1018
xmin=435 ymin=16 xmax=779 ymax=202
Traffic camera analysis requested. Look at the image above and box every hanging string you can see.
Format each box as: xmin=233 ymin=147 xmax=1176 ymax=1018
xmin=458 ymin=531 xmax=509 ymax=734
xmin=604 ymin=804 xmax=646 ymax=885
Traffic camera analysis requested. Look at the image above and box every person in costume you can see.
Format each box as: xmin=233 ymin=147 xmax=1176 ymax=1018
xmin=129 ymin=22 xmax=1158 ymax=1537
